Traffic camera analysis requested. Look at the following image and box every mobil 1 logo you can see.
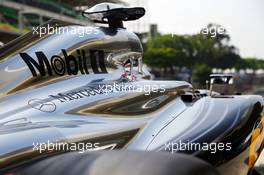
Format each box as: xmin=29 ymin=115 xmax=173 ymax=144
xmin=19 ymin=49 xmax=108 ymax=77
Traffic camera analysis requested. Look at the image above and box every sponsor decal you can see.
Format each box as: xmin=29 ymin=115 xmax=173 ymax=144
xmin=48 ymin=83 xmax=133 ymax=103
xmin=28 ymin=99 xmax=56 ymax=113
xmin=50 ymin=86 xmax=105 ymax=103
xmin=27 ymin=84 xmax=121 ymax=112
xmin=20 ymin=49 xmax=107 ymax=77
xmin=27 ymin=85 xmax=114 ymax=112
xmin=28 ymin=82 xmax=166 ymax=112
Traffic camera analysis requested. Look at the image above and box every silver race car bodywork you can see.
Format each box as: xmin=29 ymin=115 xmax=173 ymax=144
xmin=0 ymin=3 xmax=263 ymax=175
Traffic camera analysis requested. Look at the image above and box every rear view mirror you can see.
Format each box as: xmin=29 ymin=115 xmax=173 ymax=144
xmin=209 ymin=74 xmax=235 ymax=95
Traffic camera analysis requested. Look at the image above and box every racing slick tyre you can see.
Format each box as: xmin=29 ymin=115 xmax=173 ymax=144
xmin=17 ymin=151 xmax=219 ymax=175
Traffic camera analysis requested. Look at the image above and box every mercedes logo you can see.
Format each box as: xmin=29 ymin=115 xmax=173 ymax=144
xmin=28 ymin=99 xmax=56 ymax=113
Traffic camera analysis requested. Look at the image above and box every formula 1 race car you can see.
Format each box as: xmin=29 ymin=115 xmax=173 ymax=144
xmin=0 ymin=3 xmax=263 ymax=175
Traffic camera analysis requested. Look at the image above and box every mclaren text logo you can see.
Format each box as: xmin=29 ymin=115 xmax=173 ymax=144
xmin=28 ymin=99 xmax=56 ymax=113
xmin=20 ymin=49 xmax=107 ymax=77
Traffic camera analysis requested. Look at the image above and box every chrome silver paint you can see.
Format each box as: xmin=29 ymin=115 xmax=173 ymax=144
xmin=0 ymin=20 xmax=263 ymax=175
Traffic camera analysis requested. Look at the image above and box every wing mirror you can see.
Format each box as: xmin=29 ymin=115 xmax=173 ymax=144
xmin=209 ymin=74 xmax=235 ymax=95
xmin=83 ymin=3 xmax=145 ymax=28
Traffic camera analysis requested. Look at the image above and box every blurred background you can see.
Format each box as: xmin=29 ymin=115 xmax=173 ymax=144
xmin=0 ymin=0 xmax=263 ymax=94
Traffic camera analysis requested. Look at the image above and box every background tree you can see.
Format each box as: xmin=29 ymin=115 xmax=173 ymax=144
xmin=144 ymin=23 xmax=264 ymax=87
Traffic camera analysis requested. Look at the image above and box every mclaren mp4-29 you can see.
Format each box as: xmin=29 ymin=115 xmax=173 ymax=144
xmin=0 ymin=3 xmax=263 ymax=175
